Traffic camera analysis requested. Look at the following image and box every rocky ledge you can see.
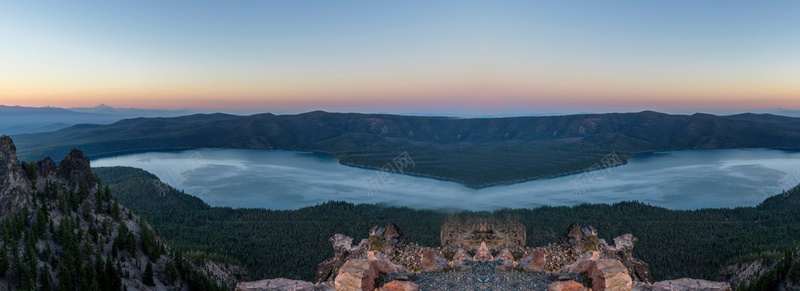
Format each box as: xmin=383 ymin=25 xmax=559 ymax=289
xmin=236 ymin=218 xmax=732 ymax=291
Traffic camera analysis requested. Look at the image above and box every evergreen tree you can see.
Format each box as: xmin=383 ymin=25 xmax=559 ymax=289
xmin=165 ymin=261 xmax=179 ymax=283
xmin=112 ymin=202 xmax=121 ymax=221
xmin=105 ymin=255 xmax=121 ymax=291
xmin=143 ymin=262 xmax=155 ymax=286
xmin=0 ymin=243 xmax=8 ymax=277
xmin=39 ymin=266 xmax=51 ymax=291
xmin=57 ymin=261 xmax=73 ymax=291
xmin=11 ymin=245 xmax=22 ymax=286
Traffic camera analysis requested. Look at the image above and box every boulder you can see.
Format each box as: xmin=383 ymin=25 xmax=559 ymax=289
xmin=334 ymin=259 xmax=379 ymax=291
xmin=366 ymin=251 xmax=406 ymax=274
xmin=378 ymin=280 xmax=420 ymax=291
xmin=588 ymin=259 xmax=632 ymax=291
xmin=473 ymin=242 xmax=494 ymax=262
xmin=548 ymin=280 xmax=591 ymax=291
xmin=419 ymin=249 xmax=448 ymax=272
xmin=561 ymin=223 xmax=588 ymax=252
xmin=383 ymin=223 xmax=407 ymax=245
xmin=519 ymin=249 xmax=547 ymax=272
xmin=369 ymin=223 xmax=408 ymax=254
xmin=632 ymin=278 xmax=732 ymax=291
xmin=599 ymin=234 xmax=653 ymax=283
xmin=450 ymin=248 xmax=471 ymax=271
xmin=496 ymin=248 xmax=516 ymax=271
xmin=452 ymin=248 xmax=470 ymax=261
xmin=560 ymin=224 xmax=651 ymax=283
xmin=315 ymin=234 xmax=368 ymax=282
xmin=561 ymin=251 xmax=600 ymax=273
xmin=370 ymin=226 xmax=385 ymax=237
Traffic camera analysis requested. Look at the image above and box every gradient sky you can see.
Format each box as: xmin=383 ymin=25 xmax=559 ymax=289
xmin=1 ymin=1 xmax=799 ymax=115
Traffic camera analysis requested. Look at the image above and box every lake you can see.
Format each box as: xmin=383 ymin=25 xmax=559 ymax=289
xmin=91 ymin=148 xmax=800 ymax=211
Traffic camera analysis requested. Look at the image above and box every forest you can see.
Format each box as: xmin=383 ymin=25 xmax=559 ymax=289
xmin=0 ymin=175 xmax=229 ymax=291
xmin=94 ymin=166 xmax=800 ymax=282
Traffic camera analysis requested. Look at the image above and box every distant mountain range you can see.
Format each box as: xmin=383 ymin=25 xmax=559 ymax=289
xmin=0 ymin=104 xmax=195 ymax=135
xmin=12 ymin=110 xmax=800 ymax=188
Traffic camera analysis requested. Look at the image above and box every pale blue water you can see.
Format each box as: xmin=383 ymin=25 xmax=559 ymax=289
xmin=91 ymin=148 xmax=800 ymax=210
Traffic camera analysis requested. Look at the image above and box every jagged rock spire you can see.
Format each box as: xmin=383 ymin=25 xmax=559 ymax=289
xmin=56 ymin=147 xmax=96 ymax=190
xmin=0 ymin=135 xmax=32 ymax=217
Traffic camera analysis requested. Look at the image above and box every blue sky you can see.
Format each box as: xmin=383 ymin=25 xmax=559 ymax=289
xmin=1 ymin=1 xmax=799 ymax=115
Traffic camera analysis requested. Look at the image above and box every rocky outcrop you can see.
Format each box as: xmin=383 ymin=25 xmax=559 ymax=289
xmin=1 ymin=136 xmax=245 ymax=290
xmin=0 ymin=135 xmax=32 ymax=217
xmin=598 ymin=234 xmax=652 ymax=283
xmin=334 ymin=259 xmax=380 ymax=291
xmin=717 ymin=245 xmax=799 ymax=291
xmin=473 ymin=242 xmax=494 ymax=262
xmin=633 ymin=279 xmax=732 ymax=291
xmin=561 ymin=251 xmax=600 ymax=274
xmin=419 ymin=249 xmax=448 ymax=272
xmin=440 ymin=214 xmax=526 ymax=257
xmin=315 ymin=234 xmax=369 ymax=282
xmin=519 ymin=248 xmax=548 ymax=272
xmin=496 ymin=248 xmax=516 ymax=271
xmin=377 ymin=280 xmax=420 ymax=291
xmin=548 ymin=280 xmax=591 ymax=291
xmin=450 ymin=248 xmax=471 ymax=270
xmin=315 ymin=223 xmax=416 ymax=283
xmin=274 ymin=220 xmax=729 ymax=291
xmin=204 ymin=259 xmax=251 ymax=289
xmin=376 ymin=223 xmax=409 ymax=254
xmin=559 ymin=223 xmax=653 ymax=283
xmin=588 ymin=259 xmax=633 ymax=291
xmin=717 ymin=260 xmax=765 ymax=290
xmin=34 ymin=156 xmax=57 ymax=189
xmin=56 ymin=148 xmax=96 ymax=191
xmin=367 ymin=251 xmax=407 ymax=274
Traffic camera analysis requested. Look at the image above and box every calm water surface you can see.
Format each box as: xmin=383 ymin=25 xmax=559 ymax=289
xmin=91 ymin=148 xmax=800 ymax=210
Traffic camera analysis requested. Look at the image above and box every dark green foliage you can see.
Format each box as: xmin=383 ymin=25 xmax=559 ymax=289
xmin=0 ymin=171 xmax=230 ymax=291
xmin=16 ymin=111 xmax=800 ymax=188
xmin=738 ymin=249 xmax=798 ymax=291
xmin=96 ymin=166 xmax=800 ymax=281
xmin=143 ymin=262 xmax=154 ymax=286
xmin=39 ymin=266 xmax=51 ymax=291
xmin=21 ymin=161 xmax=37 ymax=181
xmin=165 ymin=261 xmax=179 ymax=283
xmin=0 ymin=243 xmax=8 ymax=277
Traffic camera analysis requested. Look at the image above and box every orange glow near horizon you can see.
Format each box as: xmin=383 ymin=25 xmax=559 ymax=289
xmin=2 ymin=1 xmax=799 ymax=114
xmin=2 ymin=73 xmax=798 ymax=113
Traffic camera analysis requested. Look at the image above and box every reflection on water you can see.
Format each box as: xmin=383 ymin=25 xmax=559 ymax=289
xmin=91 ymin=148 xmax=800 ymax=210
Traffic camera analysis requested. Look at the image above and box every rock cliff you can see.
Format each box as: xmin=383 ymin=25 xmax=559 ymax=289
xmin=718 ymin=246 xmax=800 ymax=290
xmin=0 ymin=136 xmax=245 ymax=290
xmin=0 ymin=136 xmax=32 ymax=217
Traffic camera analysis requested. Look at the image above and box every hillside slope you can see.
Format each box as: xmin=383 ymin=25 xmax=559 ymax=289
xmin=14 ymin=111 xmax=800 ymax=187
xmin=0 ymin=136 xmax=244 ymax=290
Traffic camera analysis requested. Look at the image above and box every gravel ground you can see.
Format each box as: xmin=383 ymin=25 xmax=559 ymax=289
xmin=410 ymin=261 xmax=580 ymax=291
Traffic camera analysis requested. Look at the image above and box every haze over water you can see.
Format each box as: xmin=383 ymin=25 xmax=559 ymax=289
xmin=92 ymin=148 xmax=800 ymax=211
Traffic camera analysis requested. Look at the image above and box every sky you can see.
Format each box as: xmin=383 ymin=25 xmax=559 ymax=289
xmin=1 ymin=1 xmax=799 ymax=115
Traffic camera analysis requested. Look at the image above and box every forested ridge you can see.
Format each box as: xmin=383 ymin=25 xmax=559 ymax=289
xmin=15 ymin=111 xmax=800 ymax=188
xmin=0 ymin=182 xmax=231 ymax=291
xmin=0 ymin=139 xmax=234 ymax=291
xmin=94 ymin=166 xmax=800 ymax=283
